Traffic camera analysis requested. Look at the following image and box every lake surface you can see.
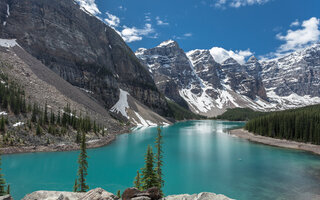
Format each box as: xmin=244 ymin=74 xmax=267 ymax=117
xmin=3 ymin=120 xmax=320 ymax=200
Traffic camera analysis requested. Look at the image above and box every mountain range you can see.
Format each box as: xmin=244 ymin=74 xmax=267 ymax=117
xmin=1 ymin=0 xmax=320 ymax=127
xmin=136 ymin=40 xmax=320 ymax=117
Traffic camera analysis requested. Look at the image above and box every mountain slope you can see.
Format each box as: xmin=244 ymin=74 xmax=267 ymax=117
xmin=136 ymin=41 xmax=320 ymax=117
xmin=0 ymin=0 xmax=169 ymax=117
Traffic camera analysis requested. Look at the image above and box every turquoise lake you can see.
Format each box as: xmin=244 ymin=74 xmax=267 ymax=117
xmin=3 ymin=120 xmax=320 ymax=200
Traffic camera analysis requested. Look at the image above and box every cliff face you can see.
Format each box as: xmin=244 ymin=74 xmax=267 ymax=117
xmin=0 ymin=0 xmax=169 ymax=116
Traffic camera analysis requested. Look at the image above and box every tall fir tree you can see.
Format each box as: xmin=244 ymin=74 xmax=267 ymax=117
xmin=134 ymin=170 xmax=141 ymax=190
xmin=76 ymin=132 xmax=89 ymax=192
xmin=140 ymin=145 xmax=158 ymax=190
xmin=155 ymin=127 xmax=164 ymax=195
xmin=44 ymin=102 xmax=49 ymax=124
xmin=0 ymin=152 xmax=7 ymax=196
xmin=0 ymin=117 xmax=5 ymax=132
xmin=73 ymin=179 xmax=78 ymax=192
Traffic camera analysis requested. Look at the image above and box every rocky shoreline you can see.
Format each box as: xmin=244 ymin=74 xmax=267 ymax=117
xmin=0 ymin=125 xmax=135 ymax=155
xmin=229 ymin=129 xmax=320 ymax=156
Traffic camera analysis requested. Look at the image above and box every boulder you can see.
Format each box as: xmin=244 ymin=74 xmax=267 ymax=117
xmin=22 ymin=188 xmax=119 ymax=200
xmin=122 ymin=187 xmax=141 ymax=200
xmin=79 ymin=188 xmax=118 ymax=200
xmin=146 ymin=187 xmax=161 ymax=200
xmin=22 ymin=190 xmax=83 ymax=200
xmin=122 ymin=187 xmax=161 ymax=200
xmin=162 ymin=192 xmax=233 ymax=200
xmin=0 ymin=195 xmax=13 ymax=200
xmin=132 ymin=197 xmax=151 ymax=200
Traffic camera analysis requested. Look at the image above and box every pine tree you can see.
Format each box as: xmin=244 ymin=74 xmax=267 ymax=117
xmin=140 ymin=145 xmax=158 ymax=190
xmin=73 ymin=179 xmax=78 ymax=192
xmin=44 ymin=102 xmax=49 ymax=124
xmin=6 ymin=184 xmax=9 ymax=195
xmin=155 ymin=127 xmax=164 ymax=195
xmin=0 ymin=117 xmax=5 ymax=132
xmin=50 ymin=109 xmax=55 ymax=125
xmin=134 ymin=170 xmax=141 ymax=190
xmin=36 ymin=123 xmax=42 ymax=136
xmin=0 ymin=152 xmax=7 ymax=196
xmin=31 ymin=103 xmax=37 ymax=123
xmin=75 ymin=131 xmax=81 ymax=144
xmin=57 ymin=110 xmax=61 ymax=125
xmin=76 ymin=132 xmax=89 ymax=192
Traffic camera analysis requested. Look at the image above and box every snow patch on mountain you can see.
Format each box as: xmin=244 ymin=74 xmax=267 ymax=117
xmin=0 ymin=39 xmax=20 ymax=48
xmin=158 ymin=40 xmax=176 ymax=47
xmin=267 ymin=89 xmax=320 ymax=109
xmin=110 ymin=89 xmax=130 ymax=119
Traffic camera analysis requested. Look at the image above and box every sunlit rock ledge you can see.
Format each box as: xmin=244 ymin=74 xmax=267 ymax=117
xmin=18 ymin=187 xmax=233 ymax=200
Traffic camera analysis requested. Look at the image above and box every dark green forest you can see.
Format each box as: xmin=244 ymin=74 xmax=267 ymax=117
xmin=245 ymin=104 xmax=320 ymax=145
xmin=215 ymin=108 xmax=268 ymax=121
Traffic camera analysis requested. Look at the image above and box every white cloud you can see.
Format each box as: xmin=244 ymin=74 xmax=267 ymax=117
xmin=121 ymin=23 xmax=156 ymax=43
xmin=214 ymin=0 xmax=270 ymax=8
xmin=260 ymin=17 xmax=320 ymax=60
xmin=277 ymin=17 xmax=320 ymax=53
xmin=184 ymin=33 xmax=192 ymax=37
xmin=173 ymin=32 xmax=193 ymax=40
xmin=145 ymin=13 xmax=152 ymax=22
xmin=74 ymin=0 xmax=101 ymax=15
xmin=210 ymin=47 xmax=253 ymax=64
xmin=290 ymin=19 xmax=300 ymax=27
xmin=156 ymin=16 xmax=169 ymax=26
xmin=118 ymin=6 xmax=127 ymax=11
xmin=104 ymin=12 xmax=120 ymax=27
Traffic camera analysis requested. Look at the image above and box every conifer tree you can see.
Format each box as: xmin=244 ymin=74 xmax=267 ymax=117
xmin=73 ymin=179 xmax=78 ymax=192
xmin=140 ymin=145 xmax=158 ymax=190
xmin=134 ymin=170 xmax=141 ymax=190
xmin=155 ymin=127 xmax=164 ymax=195
xmin=44 ymin=102 xmax=49 ymax=124
xmin=31 ymin=103 xmax=37 ymax=123
xmin=6 ymin=184 xmax=9 ymax=195
xmin=50 ymin=109 xmax=55 ymax=125
xmin=0 ymin=152 xmax=7 ymax=196
xmin=76 ymin=132 xmax=89 ymax=192
xmin=36 ymin=123 xmax=42 ymax=136
xmin=0 ymin=117 xmax=5 ymax=132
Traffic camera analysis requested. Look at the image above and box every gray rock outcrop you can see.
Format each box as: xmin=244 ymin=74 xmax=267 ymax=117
xmin=162 ymin=192 xmax=233 ymax=200
xmin=22 ymin=188 xmax=118 ymax=200
xmin=0 ymin=195 xmax=13 ymax=200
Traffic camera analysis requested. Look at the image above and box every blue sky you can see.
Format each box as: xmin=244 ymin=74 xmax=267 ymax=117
xmin=76 ymin=0 xmax=320 ymax=61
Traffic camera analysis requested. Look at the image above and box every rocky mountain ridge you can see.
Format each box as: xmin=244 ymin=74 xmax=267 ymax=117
xmin=0 ymin=0 xmax=172 ymax=127
xmin=136 ymin=41 xmax=320 ymax=117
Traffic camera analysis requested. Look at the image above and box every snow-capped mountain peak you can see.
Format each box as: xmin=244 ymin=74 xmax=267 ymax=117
xmin=136 ymin=41 xmax=320 ymax=117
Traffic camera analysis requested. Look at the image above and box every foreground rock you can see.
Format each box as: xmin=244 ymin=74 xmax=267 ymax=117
xmin=22 ymin=188 xmax=233 ymax=200
xmin=122 ymin=187 xmax=161 ymax=200
xmin=162 ymin=193 xmax=233 ymax=200
xmin=22 ymin=188 xmax=118 ymax=200
xmin=0 ymin=195 xmax=13 ymax=200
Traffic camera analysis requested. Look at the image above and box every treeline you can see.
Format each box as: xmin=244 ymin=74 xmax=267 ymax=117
xmin=166 ymin=99 xmax=204 ymax=120
xmin=0 ymin=74 xmax=27 ymax=115
xmin=215 ymin=108 xmax=268 ymax=121
xmin=0 ymin=73 xmax=105 ymax=144
xmin=245 ymin=105 xmax=320 ymax=144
